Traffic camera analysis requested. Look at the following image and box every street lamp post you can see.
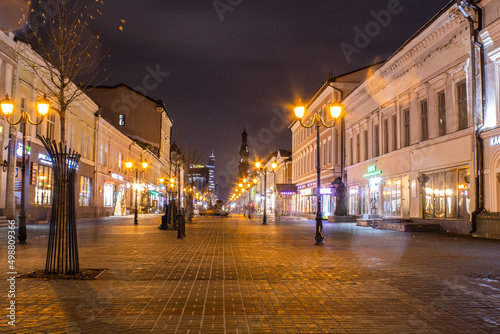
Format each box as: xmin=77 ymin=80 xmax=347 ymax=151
xmin=246 ymin=181 xmax=252 ymax=219
xmin=293 ymin=100 xmax=342 ymax=245
xmin=1 ymin=93 xmax=50 ymax=244
xmin=255 ymin=161 xmax=277 ymax=225
xmin=126 ymin=161 xmax=148 ymax=225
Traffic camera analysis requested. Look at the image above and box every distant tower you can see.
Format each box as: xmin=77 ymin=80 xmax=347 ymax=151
xmin=208 ymin=151 xmax=216 ymax=194
xmin=238 ymin=128 xmax=250 ymax=181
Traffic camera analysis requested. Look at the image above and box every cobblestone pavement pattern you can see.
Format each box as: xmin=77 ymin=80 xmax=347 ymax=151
xmin=1 ymin=214 xmax=500 ymax=333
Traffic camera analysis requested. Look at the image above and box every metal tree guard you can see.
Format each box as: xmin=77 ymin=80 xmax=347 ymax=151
xmin=39 ymin=136 xmax=81 ymax=275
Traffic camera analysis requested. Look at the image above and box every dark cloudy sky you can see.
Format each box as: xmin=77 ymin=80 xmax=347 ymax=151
xmin=92 ymin=0 xmax=450 ymax=199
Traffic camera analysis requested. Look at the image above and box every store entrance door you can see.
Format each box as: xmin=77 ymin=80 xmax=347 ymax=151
xmin=369 ymin=178 xmax=380 ymax=216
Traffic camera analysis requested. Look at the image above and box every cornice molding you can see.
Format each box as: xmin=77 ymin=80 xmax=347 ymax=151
xmin=345 ymin=8 xmax=467 ymax=111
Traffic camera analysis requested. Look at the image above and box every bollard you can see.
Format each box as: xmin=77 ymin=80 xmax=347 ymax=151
xmin=177 ymin=209 xmax=185 ymax=239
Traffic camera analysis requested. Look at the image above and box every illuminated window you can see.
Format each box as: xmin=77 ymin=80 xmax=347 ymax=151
xmin=103 ymin=182 xmax=114 ymax=207
xmin=35 ymin=165 xmax=53 ymax=205
xmin=382 ymin=178 xmax=402 ymax=217
xmin=422 ymin=167 xmax=469 ymax=219
xmin=118 ymin=114 xmax=125 ymax=126
xmin=79 ymin=176 xmax=92 ymax=206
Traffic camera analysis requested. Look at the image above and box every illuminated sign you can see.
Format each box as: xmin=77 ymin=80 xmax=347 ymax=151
xmin=280 ymin=191 xmax=295 ymax=196
xmin=16 ymin=143 xmax=31 ymax=157
xmin=364 ymin=165 xmax=382 ymax=178
xmin=490 ymin=136 xmax=500 ymax=146
xmin=110 ymin=172 xmax=124 ymax=181
xmin=319 ymin=188 xmax=332 ymax=195
xmin=300 ymin=189 xmax=312 ymax=196
xmin=38 ymin=153 xmax=53 ymax=165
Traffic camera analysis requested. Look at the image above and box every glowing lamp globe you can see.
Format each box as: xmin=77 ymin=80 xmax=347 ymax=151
xmin=330 ymin=101 xmax=342 ymax=119
xmin=0 ymin=94 xmax=14 ymax=116
xmin=294 ymin=106 xmax=305 ymax=119
xmin=37 ymin=95 xmax=51 ymax=116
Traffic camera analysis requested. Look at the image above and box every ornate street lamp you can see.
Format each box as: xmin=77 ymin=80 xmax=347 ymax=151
xmin=255 ymin=161 xmax=277 ymax=225
xmin=1 ymin=93 xmax=50 ymax=244
xmin=293 ymin=99 xmax=342 ymax=245
xmin=126 ymin=160 xmax=148 ymax=224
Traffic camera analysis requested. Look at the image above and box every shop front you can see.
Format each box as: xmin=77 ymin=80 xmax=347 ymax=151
xmin=30 ymin=145 xmax=53 ymax=222
xmin=348 ymin=164 xmax=410 ymax=218
xmin=109 ymin=172 xmax=127 ymax=216
xmin=478 ymin=130 xmax=500 ymax=238
xmin=29 ymin=142 xmax=96 ymax=220
xmin=276 ymin=184 xmax=297 ymax=216
xmin=295 ymin=184 xmax=316 ymax=215
xmin=318 ymin=187 xmax=336 ymax=218
xmin=421 ymin=167 xmax=470 ymax=220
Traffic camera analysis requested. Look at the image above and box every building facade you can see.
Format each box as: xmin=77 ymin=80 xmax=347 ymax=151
xmin=0 ymin=31 xmax=174 ymax=222
xmin=343 ymin=2 xmax=475 ymax=234
xmin=290 ymin=65 xmax=381 ymax=218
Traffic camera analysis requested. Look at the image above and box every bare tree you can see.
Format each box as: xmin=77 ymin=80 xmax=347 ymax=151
xmin=12 ymin=0 xmax=119 ymax=275
xmin=16 ymin=0 xmax=116 ymax=143
xmin=177 ymin=141 xmax=204 ymax=221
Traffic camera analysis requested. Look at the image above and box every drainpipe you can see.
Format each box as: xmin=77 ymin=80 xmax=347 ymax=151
xmin=456 ymin=1 xmax=485 ymax=234
xmin=93 ymin=107 xmax=101 ymax=215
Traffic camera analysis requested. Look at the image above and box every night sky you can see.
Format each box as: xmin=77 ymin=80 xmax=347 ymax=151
xmin=7 ymin=0 xmax=452 ymax=199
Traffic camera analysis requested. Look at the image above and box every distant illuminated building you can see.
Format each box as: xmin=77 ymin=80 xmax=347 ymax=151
xmin=188 ymin=151 xmax=216 ymax=196
xmin=208 ymin=151 xmax=216 ymax=194
xmin=189 ymin=164 xmax=209 ymax=192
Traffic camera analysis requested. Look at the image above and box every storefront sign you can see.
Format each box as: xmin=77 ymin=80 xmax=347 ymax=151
xmin=110 ymin=172 xmax=124 ymax=181
xmin=363 ymin=165 xmax=382 ymax=178
xmin=319 ymin=188 xmax=332 ymax=195
xmin=300 ymin=188 xmax=312 ymax=196
xmin=38 ymin=153 xmax=53 ymax=165
xmin=280 ymin=191 xmax=295 ymax=196
xmin=17 ymin=143 xmax=31 ymax=157
xmin=490 ymin=136 xmax=500 ymax=146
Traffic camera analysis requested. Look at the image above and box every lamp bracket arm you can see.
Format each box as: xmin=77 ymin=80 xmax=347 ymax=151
xmin=320 ymin=117 xmax=337 ymax=128
xmin=3 ymin=116 xmax=22 ymax=126
xmin=27 ymin=114 xmax=45 ymax=126
xmin=299 ymin=118 xmax=315 ymax=128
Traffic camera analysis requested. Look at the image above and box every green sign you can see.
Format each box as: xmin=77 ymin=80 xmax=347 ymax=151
xmin=363 ymin=165 xmax=382 ymax=178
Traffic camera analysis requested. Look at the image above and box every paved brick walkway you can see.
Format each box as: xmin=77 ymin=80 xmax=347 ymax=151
xmin=1 ymin=214 xmax=500 ymax=333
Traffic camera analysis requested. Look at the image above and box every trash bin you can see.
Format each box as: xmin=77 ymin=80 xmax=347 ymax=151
xmin=159 ymin=214 xmax=169 ymax=230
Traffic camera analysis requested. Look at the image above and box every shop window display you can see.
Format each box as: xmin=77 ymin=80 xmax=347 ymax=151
xmin=423 ymin=167 xmax=469 ymax=219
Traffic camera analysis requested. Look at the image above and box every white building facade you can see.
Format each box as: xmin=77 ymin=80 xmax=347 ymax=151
xmin=343 ymin=3 xmax=477 ymax=234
